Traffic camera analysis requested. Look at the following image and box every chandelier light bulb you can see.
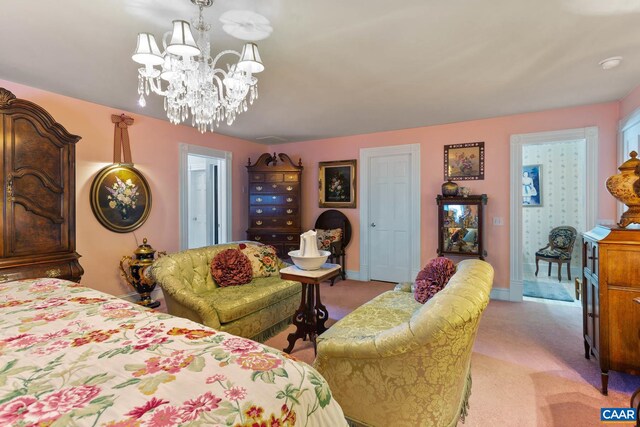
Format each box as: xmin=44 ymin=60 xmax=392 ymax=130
xmin=132 ymin=0 xmax=267 ymax=132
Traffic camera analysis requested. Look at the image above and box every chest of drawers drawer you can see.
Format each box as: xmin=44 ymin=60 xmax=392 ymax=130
xmin=250 ymin=206 xmax=298 ymax=216
xmin=250 ymin=183 xmax=299 ymax=194
xmin=250 ymin=218 xmax=299 ymax=228
xmin=250 ymin=195 xmax=298 ymax=205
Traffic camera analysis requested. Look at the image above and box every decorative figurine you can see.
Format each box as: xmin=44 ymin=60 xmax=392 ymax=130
xmin=120 ymin=238 xmax=164 ymax=308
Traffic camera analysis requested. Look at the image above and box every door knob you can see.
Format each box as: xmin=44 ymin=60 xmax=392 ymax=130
xmin=371 ymin=222 xmax=376 ymax=227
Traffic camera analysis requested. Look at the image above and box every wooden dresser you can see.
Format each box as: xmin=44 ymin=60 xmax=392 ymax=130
xmin=582 ymin=225 xmax=640 ymax=395
xmin=246 ymin=153 xmax=303 ymax=257
xmin=0 ymin=88 xmax=83 ymax=283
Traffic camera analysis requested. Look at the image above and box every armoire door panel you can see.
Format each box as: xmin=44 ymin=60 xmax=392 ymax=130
xmin=12 ymin=117 xmax=64 ymax=183
xmin=11 ymin=204 xmax=66 ymax=256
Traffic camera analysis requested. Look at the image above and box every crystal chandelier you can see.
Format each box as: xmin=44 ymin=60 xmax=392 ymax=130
xmin=132 ymin=0 xmax=265 ymax=132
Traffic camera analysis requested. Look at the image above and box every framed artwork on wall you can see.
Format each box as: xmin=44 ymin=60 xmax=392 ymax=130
xmin=444 ymin=141 xmax=485 ymax=180
xmin=319 ymin=159 xmax=357 ymax=208
xmin=90 ymin=164 xmax=152 ymax=233
xmin=522 ymin=164 xmax=542 ymax=207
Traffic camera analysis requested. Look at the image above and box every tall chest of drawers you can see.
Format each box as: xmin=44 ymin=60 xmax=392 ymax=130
xmin=246 ymin=153 xmax=303 ymax=257
xmin=582 ymin=225 xmax=640 ymax=395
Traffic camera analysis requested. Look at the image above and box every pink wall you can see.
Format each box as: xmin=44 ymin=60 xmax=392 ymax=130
xmin=273 ymin=102 xmax=620 ymax=289
xmin=0 ymin=79 xmax=267 ymax=296
xmin=620 ymin=84 xmax=640 ymax=120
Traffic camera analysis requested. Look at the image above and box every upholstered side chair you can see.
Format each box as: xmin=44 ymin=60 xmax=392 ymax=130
xmin=535 ymin=225 xmax=577 ymax=282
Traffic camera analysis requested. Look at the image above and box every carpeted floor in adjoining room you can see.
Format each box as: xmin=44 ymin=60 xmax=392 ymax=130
xmin=263 ymin=279 xmax=640 ymax=427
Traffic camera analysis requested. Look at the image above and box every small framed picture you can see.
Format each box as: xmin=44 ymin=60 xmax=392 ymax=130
xmin=522 ymin=164 xmax=542 ymax=207
xmin=319 ymin=160 xmax=357 ymax=208
xmin=90 ymin=164 xmax=152 ymax=233
xmin=444 ymin=142 xmax=485 ymax=181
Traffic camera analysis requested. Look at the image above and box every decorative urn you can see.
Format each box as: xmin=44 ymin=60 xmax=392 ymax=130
xmin=606 ymin=151 xmax=640 ymax=228
xmin=119 ymin=238 xmax=164 ymax=308
xmin=442 ymin=180 xmax=459 ymax=197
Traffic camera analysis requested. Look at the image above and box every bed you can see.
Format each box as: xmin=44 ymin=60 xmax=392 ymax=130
xmin=0 ymin=278 xmax=347 ymax=426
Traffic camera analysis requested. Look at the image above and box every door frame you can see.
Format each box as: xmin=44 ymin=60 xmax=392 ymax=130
xmin=509 ymin=127 xmax=598 ymax=302
xmin=359 ymin=143 xmax=421 ymax=281
xmin=617 ymin=107 xmax=640 ymax=220
xmin=179 ymin=144 xmax=233 ymax=250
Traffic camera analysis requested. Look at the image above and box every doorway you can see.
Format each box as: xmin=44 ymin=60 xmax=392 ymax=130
xmin=179 ymin=144 xmax=232 ymax=250
xmin=509 ymin=127 xmax=598 ymax=302
xmin=360 ymin=144 xmax=421 ymax=283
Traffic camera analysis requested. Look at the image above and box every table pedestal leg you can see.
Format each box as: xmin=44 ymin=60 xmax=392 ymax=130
xmin=315 ymin=285 xmax=328 ymax=334
xmin=284 ymin=284 xmax=320 ymax=354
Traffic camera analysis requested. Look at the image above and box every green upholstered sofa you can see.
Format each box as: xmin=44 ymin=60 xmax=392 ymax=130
xmin=313 ymin=259 xmax=494 ymax=427
xmin=151 ymin=243 xmax=301 ymax=342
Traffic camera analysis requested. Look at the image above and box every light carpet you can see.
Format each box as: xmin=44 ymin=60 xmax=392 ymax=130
xmin=264 ymin=279 xmax=640 ymax=427
xmin=523 ymin=279 xmax=574 ymax=302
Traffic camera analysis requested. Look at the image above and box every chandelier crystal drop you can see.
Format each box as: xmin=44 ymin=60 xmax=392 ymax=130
xmin=132 ymin=0 xmax=265 ymax=133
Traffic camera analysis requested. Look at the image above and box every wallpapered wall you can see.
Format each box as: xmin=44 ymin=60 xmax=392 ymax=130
xmin=522 ymin=140 xmax=586 ymax=275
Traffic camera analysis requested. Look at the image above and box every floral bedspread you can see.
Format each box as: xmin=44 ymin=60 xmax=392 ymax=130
xmin=0 ymin=279 xmax=346 ymax=426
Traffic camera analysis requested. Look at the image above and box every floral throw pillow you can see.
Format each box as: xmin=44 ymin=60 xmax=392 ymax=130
xmin=316 ymin=228 xmax=343 ymax=251
xmin=239 ymin=242 xmax=281 ymax=278
xmin=210 ymin=249 xmax=253 ymax=287
xmin=414 ymin=257 xmax=456 ymax=304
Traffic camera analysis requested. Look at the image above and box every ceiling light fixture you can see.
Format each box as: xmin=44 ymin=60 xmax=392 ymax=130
xmin=599 ymin=56 xmax=623 ymax=70
xmin=132 ymin=0 xmax=266 ymax=132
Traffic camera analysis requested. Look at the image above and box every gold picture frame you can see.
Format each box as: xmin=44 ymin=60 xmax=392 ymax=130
xmin=319 ymin=159 xmax=357 ymax=208
xmin=90 ymin=164 xmax=152 ymax=233
xmin=444 ymin=141 xmax=485 ymax=181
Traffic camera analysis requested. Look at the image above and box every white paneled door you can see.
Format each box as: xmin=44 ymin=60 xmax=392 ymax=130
xmin=368 ymin=153 xmax=412 ymax=282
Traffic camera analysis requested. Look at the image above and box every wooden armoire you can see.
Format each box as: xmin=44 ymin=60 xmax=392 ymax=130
xmin=246 ymin=153 xmax=303 ymax=257
xmin=0 ymin=88 xmax=83 ymax=282
xmin=582 ymin=225 xmax=640 ymax=395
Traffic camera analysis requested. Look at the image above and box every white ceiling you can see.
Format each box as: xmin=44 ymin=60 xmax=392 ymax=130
xmin=2 ymin=0 xmax=640 ymax=143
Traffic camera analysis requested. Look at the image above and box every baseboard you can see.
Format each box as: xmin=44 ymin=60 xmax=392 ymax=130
xmin=345 ymin=270 xmax=363 ymax=281
xmin=490 ymin=287 xmax=511 ymax=301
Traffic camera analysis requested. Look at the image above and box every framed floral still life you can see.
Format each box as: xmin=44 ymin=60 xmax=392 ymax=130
xmin=444 ymin=141 xmax=485 ymax=181
xmin=522 ymin=164 xmax=542 ymax=207
xmin=90 ymin=164 xmax=152 ymax=233
xmin=319 ymin=159 xmax=357 ymax=208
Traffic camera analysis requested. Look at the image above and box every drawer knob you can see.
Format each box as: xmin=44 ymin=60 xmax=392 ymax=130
xmin=0 ymin=274 xmax=9 ymax=283
xmin=255 ymin=236 xmax=262 ymax=241
xmin=272 ymin=207 xmax=277 ymax=211
xmin=287 ymin=209 xmax=293 ymax=214
xmin=286 ymin=221 xmax=293 ymax=225
xmin=287 ymin=236 xmax=294 ymax=241
xmin=256 ymin=209 xmax=263 ymax=214
xmin=256 ymin=221 xmax=263 ymax=226
xmin=254 ymin=175 xmax=261 ymax=180
xmin=272 ymin=196 xmax=277 ymax=200
xmin=286 ymin=197 xmax=293 ymax=202
xmin=46 ymin=268 xmax=62 ymax=278
xmin=272 ymin=184 xmax=277 ymax=189
xmin=272 ymin=234 xmax=277 ymax=238
xmin=256 ymin=197 xmax=263 ymax=203
xmin=272 ymin=219 xmax=277 ymax=223
xmin=287 ymin=186 xmax=293 ymax=191
xmin=256 ymin=186 xmax=263 ymax=191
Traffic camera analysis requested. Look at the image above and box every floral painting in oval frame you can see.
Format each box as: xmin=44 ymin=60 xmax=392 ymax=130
xmin=90 ymin=164 xmax=152 ymax=233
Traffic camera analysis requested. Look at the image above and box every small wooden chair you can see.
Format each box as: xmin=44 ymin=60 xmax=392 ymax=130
xmin=535 ymin=226 xmax=577 ymax=282
xmin=315 ymin=210 xmax=352 ymax=285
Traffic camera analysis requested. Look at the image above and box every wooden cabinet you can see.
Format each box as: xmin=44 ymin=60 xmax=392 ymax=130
xmin=436 ymin=194 xmax=487 ymax=259
xmin=0 ymin=88 xmax=83 ymax=282
xmin=247 ymin=153 xmax=303 ymax=257
xmin=582 ymin=225 xmax=640 ymax=395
